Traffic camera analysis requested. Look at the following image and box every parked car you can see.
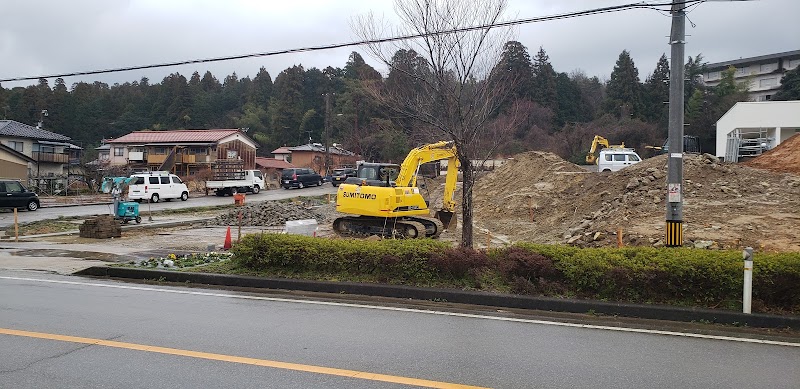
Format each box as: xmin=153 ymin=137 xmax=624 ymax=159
xmin=127 ymin=171 xmax=189 ymax=203
xmin=0 ymin=179 xmax=39 ymax=211
xmin=330 ymin=168 xmax=357 ymax=187
xmin=281 ymin=168 xmax=323 ymax=189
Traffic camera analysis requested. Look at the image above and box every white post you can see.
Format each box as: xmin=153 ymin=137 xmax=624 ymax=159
xmin=743 ymin=247 xmax=754 ymax=314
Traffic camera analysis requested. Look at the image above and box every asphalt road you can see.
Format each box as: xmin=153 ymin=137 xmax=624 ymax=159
xmin=0 ymin=185 xmax=337 ymax=228
xmin=1 ymin=272 xmax=798 ymax=388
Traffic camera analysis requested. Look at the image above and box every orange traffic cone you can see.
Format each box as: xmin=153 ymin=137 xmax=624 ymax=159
xmin=223 ymin=226 xmax=232 ymax=250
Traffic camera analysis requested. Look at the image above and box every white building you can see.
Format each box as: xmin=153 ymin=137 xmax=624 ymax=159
xmin=716 ymin=101 xmax=800 ymax=162
xmin=703 ymin=50 xmax=800 ymax=102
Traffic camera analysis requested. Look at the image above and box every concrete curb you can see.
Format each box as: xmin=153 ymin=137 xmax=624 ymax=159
xmin=75 ymin=266 xmax=800 ymax=329
xmin=2 ymin=218 xmax=214 ymax=240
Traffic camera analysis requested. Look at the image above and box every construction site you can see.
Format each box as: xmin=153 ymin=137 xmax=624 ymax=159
xmin=186 ymin=134 xmax=800 ymax=252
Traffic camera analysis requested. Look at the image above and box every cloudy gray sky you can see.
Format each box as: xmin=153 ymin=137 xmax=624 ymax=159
xmin=1 ymin=0 xmax=797 ymax=88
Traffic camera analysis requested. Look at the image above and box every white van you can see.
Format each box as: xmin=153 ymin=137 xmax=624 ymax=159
xmin=597 ymin=149 xmax=642 ymax=172
xmin=127 ymin=171 xmax=189 ymax=203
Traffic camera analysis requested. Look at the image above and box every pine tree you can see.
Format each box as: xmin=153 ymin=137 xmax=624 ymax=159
xmin=773 ymin=65 xmax=800 ymax=101
xmin=603 ymin=50 xmax=643 ymax=119
xmin=643 ymin=53 xmax=670 ymax=133
xmin=490 ymin=41 xmax=534 ymax=103
xmin=531 ymin=47 xmax=557 ymax=109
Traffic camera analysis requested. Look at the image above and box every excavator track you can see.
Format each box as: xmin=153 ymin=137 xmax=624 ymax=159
xmin=333 ymin=216 xmax=432 ymax=239
xmin=408 ymin=216 xmax=445 ymax=238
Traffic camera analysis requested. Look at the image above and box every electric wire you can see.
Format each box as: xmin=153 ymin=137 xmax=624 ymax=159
xmin=0 ymin=0 xmax=705 ymax=83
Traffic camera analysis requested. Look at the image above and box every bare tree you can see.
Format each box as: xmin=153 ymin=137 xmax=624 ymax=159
xmin=353 ymin=0 xmax=517 ymax=248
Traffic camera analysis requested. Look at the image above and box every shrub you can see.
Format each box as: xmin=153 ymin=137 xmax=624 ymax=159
xmin=428 ymin=247 xmax=489 ymax=279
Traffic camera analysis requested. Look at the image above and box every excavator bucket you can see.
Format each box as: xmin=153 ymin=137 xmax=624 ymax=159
xmin=435 ymin=210 xmax=457 ymax=230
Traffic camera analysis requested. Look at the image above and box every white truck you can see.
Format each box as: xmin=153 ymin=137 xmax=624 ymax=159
xmin=206 ymin=169 xmax=265 ymax=196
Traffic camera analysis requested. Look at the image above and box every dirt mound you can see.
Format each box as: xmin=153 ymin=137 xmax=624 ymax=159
xmin=469 ymin=151 xmax=800 ymax=251
xmin=744 ymin=133 xmax=800 ymax=175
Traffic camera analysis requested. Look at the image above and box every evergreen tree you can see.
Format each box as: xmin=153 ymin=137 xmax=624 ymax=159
xmin=268 ymin=65 xmax=306 ymax=147
xmin=490 ymin=41 xmax=534 ymax=103
xmin=643 ymin=53 xmax=670 ymax=134
xmin=531 ymin=47 xmax=557 ymax=109
xmin=773 ymin=65 xmax=800 ymax=101
xmin=685 ymin=66 xmax=749 ymax=153
xmin=603 ymin=50 xmax=643 ymax=119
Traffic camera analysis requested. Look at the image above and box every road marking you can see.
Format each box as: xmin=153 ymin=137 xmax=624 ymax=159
xmin=2 ymin=275 xmax=799 ymax=348
xmin=0 ymin=327 xmax=486 ymax=389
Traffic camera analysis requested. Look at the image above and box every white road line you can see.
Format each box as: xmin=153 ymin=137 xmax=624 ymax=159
xmin=2 ymin=275 xmax=798 ymax=348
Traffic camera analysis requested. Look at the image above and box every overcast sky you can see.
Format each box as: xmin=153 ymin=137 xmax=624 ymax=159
xmin=1 ymin=0 xmax=797 ymax=88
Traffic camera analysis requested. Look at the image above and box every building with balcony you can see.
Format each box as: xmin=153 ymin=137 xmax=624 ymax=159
xmin=703 ymin=49 xmax=800 ymax=102
xmin=0 ymin=120 xmax=82 ymax=182
xmin=104 ymin=129 xmax=258 ymax=175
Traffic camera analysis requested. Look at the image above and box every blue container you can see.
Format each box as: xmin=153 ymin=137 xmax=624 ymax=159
xmin=116 ymin=201 xmax=139 ymax=218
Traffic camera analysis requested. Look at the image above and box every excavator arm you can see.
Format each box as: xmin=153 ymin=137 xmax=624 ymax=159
xmin=585 ymin=135 xmax=610 ymax=164
xmin=394 ymin=140 xmax=459 ymax=227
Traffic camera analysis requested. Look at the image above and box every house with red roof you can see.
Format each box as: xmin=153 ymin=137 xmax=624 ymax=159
xmin=105 ymin=129 xmax=258 ymax=175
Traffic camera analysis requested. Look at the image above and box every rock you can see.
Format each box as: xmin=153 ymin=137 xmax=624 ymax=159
xmin=163 ymin=259 xmax=175 ymax=268
xmin=626 ymin=178 xmax=640 ymax=190
xmin=693 ymin=240 xmax=714 ymax=249
xmin=652 ymin=240 xmax=664 ymax=247
xmin=567 ymin=235 xmax=582 ymax=244
xmin=593 ymin=231 xmax=603 ymax=241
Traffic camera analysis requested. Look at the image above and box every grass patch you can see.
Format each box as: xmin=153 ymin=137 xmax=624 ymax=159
xmin=3 ymin=219 xmax=82 ymax=236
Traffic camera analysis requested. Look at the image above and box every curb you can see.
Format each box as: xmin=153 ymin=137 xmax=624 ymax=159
xmin=1 ymin=218 xmax=214 ymax=240
xmin=75 ymin=266 xmax=800 ymax=329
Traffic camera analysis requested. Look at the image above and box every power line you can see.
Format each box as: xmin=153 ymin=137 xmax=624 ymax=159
xmin=0 ymin=0 xmax=704 ymax=83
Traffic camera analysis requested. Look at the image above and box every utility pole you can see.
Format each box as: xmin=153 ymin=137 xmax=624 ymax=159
xmin=665 ymin=0 xmax=685 ymax=247
xmin=324 ymin=92 xmax=331 ymax=176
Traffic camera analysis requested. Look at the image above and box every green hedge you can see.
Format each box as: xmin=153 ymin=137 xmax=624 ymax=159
xmin=230 ymin=234 xmax=800 ymax=312
xmin=232 ymin=233 xmax=449 ymax=283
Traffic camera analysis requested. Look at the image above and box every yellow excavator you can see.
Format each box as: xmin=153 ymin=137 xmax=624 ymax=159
xmin=585 ymin=135 xmax=627 ymax=164
xmin=333 ymin=141 xmax=459 ymax=239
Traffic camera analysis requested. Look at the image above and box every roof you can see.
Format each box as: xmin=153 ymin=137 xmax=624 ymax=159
xmin=108 ymin=129 xmax=242 ymax=144
xmin=255 ymin=157 xmax=295 ymax=169
xmin=271 ymin=147 xmax=292 ymax=154
xmin=289 ymin=144 xmax=357 ymax=156
xmin=0 ymin=142 xmax=36 ymax=163
xmin=0 ymin=120 xmax=72 ymax=142
xmin=706 ymin=49 xmax=800 ymax=69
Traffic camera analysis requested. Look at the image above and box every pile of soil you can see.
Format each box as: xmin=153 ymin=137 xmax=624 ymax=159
xmin=465 ymin=151 xmax=800 ymax=251
xmin=743 ymin=133 xmax=800 ymax=175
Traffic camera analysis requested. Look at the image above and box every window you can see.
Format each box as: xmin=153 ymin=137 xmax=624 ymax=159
xmin=735 ymin=67 xmax=747 ymax=76
xmin=154 ymin=147 xmax=166 ymax=155
xmin=613 ymin=154 xmax=626 ymax=162
xmin=253 ymin=171 xmax=262 ymax=179
xmin=149 ymin=177 xmax=159 ymax=184
xmin=41 ymin=146 xmax=55 ymax=154
xmin=759 ymin=77 xmax=778 ymax=88
xmin=172 ymin=176 xmax=183 ymax=184
xmin=706 ymin=71 xmax=721 ymax=80
xmin=760 ymin=63 xmax=776 ymax=73
xmin=114 ymin=147 xmax=124 ymax=156
xmin=629 ymin=155 xmax=641 ymax=162
xmin=5 ymin=181 xmax=23 ymax=192
xmin=789 ymin=59 xmax=800 ymax=70
xmin=604 ymin=154 xmax=613 ymax=162
xmin=160 ymin=177 xmax=170 ymax=184
xmin=132 ymin=177 xmax=145 ymax=185
xmin=8 ymin=141 xmax=24 ymax=152
xmin=765 ymin=94 xmax=772 ymax=101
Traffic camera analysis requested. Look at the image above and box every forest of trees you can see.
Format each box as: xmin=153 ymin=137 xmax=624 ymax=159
xmin=0 ymin=42 xmax=766 ymax=164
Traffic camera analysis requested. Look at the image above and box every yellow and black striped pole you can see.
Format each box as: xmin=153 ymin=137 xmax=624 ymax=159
xmin=666 ymin=220 xmax=683 ymax=247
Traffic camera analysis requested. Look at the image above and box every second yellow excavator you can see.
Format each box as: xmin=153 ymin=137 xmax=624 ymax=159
xmin=585 ymin=135 xmax=627 ymax=164
xmin=333 ymin=141 xmax=459 ymax=239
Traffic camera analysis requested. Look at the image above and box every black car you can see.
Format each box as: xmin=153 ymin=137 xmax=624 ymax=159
xmin=330 ymin=168 xmax=357 ymax=187
xmin=0 ymin=179 xmax=40 ymax=211
xmin=281 ymin=168 xmax=323 ymax=189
